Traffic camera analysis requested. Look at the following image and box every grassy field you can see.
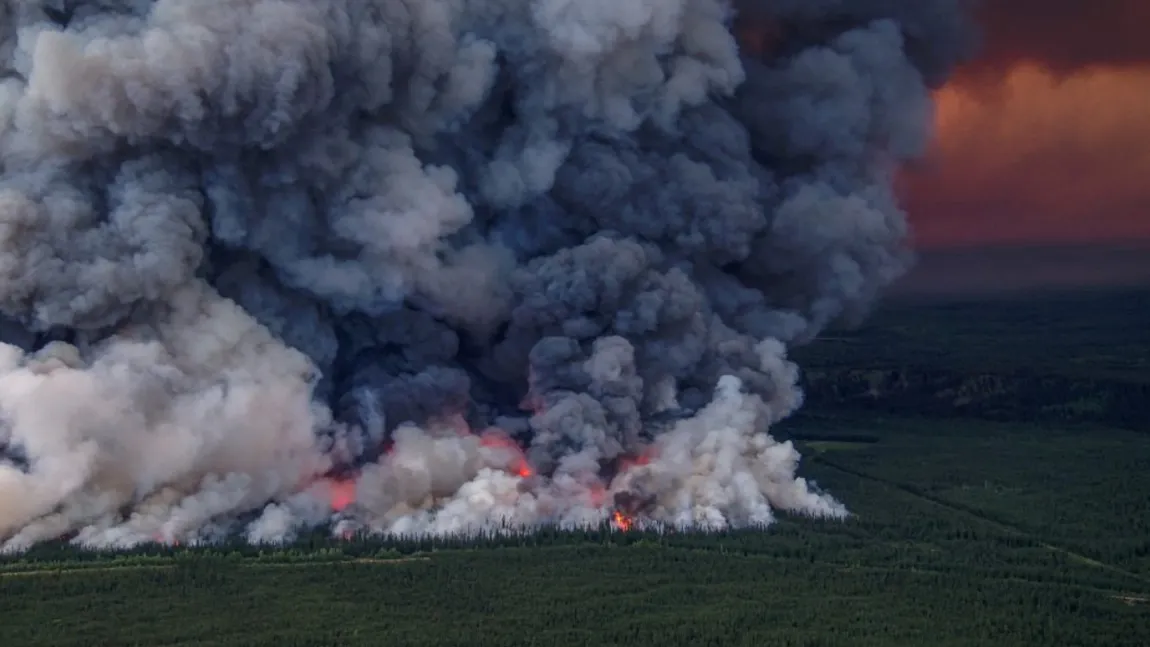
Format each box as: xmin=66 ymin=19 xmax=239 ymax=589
xmin=3 ymin=414 xmax=1149 ymax=647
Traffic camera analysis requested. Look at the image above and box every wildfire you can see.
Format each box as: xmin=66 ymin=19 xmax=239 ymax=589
xmin=617 ymin=446 xmax=656 ymax=473
xmin=612 ymin=510 xmax=634 ymax=532
xmin=328 ymin=477 xmax=357 ymax=512
xmin=479 ymin=430 xmax=533 ymax=479
xmin=587 ymin=482 xmax=607 ymax=508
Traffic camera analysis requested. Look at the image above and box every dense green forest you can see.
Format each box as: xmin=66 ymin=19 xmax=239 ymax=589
xmin=4 ymin=413 xmax=1149 ymax=647
xmin=3 ymin=291 xmax=1147 ymax=646
xmin=792 ymin=289 xmax=1150 ymax=430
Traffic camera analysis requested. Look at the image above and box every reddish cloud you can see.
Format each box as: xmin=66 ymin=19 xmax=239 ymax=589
xmin=904 ymin=1 xmax=1150 ymax=249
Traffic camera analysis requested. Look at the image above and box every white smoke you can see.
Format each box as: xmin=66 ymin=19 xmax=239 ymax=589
xmin=0 ymin=282 xmax=330 ymax=551
xmin=0 ymin=0 xmax=972 ymax=550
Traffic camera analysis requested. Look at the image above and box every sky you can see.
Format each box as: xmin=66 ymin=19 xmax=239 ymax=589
xmin=902 ymin=0 xmax=1150 ymax=250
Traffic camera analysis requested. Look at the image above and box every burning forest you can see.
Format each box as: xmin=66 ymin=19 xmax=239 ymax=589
xmin=0 ymin=0 xmax=975 ymax=551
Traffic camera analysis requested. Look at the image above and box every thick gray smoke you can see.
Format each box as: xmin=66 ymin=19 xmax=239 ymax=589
xmin=0 ymin=0 xmax=973 ymax=550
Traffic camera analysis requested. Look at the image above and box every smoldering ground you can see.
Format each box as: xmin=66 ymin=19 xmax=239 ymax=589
xmin=0 ymin=0 xmax=974 ymax=550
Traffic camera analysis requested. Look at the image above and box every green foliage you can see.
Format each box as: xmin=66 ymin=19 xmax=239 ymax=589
xmin=792 ymin=289 xmax=1150 ymax=431
xmin=3 ymin=416 xmax=1149 ymax=647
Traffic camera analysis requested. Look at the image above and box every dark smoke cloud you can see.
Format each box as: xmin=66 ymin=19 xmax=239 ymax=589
xmin=964 ymin=0 xmax=1150 ymax=76
xmin=0 ymin=0 xmax=973 ymax=549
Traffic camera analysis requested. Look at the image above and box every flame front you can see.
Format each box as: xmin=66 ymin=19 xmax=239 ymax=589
xmin=479 ymin=429 xmax=534 ymax=478
xmin=328 ymin=478 xmax=358 ymax=512
xmin=0 ymin=0 xmax=964 ymax=553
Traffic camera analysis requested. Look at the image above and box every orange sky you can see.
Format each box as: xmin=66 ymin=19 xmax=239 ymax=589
xmin=904 ymin=0 xmax=1150 ymax=249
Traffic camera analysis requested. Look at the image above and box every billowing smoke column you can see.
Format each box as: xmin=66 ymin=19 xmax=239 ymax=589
xmin=0 ymin=0 xmax=973 ymax=550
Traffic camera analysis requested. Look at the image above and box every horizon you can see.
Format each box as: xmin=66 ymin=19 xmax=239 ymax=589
xmin=903 ymin=0 xmax=1150 ymax=262
xmin=893 ymin=240 xmax=1150 ymax=297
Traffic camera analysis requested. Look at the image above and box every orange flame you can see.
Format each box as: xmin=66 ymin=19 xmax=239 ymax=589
xmin=612 ymin=510 xmax=634 ymax=532
xmin=479 ymin=430 xmax=533 ymax=478
xmin=328 ymin=478 xmax=357 ymax=512
xmin=617 ymin=446 xmax=657 ymax=473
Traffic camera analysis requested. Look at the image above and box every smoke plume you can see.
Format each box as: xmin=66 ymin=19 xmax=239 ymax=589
xmin=0 ymin=0 xmax=973 ymax=550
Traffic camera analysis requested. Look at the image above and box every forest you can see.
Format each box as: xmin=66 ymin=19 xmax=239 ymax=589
xmin=793 ymin=288 xmax=1150 ymax=431
xmin=2 ymin=290 xmax=1148 ymax=646
xmin=3 ymin=412 xmax=1149 ymax=647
